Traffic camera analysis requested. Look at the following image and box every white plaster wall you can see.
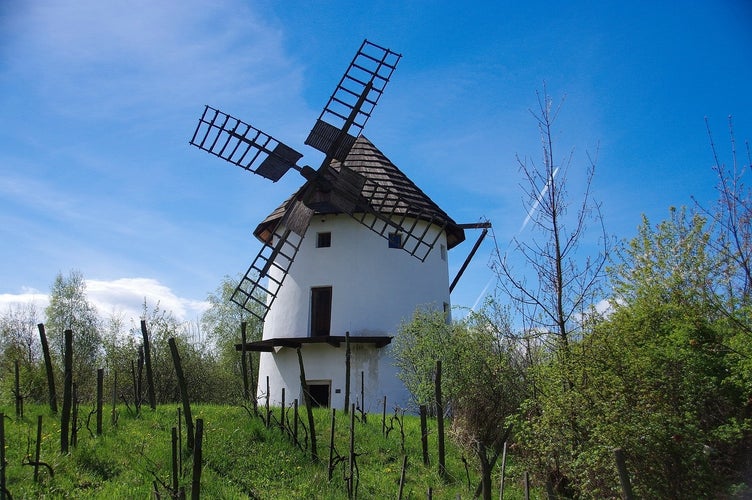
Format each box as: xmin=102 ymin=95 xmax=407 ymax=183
xmin=257 ymin=214 xmax=451 ymax=410
xmin=257 ymin=342 xmax=409 ymax=411
xmin=263 ymin=214 xmax=450 ymax=338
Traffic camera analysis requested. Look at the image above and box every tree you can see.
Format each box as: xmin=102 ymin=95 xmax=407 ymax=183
xmin=492 ymin=88 xmax=609 ymax=352
xmin=201 ymin=274 xmax=262 ymax=372
xmin=393 ymin=302 xmax=527 ymax=499
xmin=0 ymin=302 xmax=46 ymax=403
xmin=695 ymin=117 xmax=752 ymax=328
xmin=489 ymin=88 xmax=610 ymax=494
xmin=515 ymin=209 xmax=751 ymax=497
xmin=45 ymin=270 xmax=102 ymax=398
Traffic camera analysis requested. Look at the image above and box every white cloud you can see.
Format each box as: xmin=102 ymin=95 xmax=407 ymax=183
xmin=0 ymin=278 xmax=209 ymax=325
xmin=86 ymin=278 xmax=210 ymax=324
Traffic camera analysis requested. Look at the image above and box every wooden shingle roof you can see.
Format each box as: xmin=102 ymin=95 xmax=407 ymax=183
xmin=254 ymin=136 xmax=465 ymax=249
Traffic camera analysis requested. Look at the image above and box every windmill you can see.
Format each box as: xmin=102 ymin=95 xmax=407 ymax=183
xmin=190 ymin=40 xmax=448 ymax=321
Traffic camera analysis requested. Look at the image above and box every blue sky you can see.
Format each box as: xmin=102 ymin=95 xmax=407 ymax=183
xmin=1 ymin=1 xmax=750 ymax=324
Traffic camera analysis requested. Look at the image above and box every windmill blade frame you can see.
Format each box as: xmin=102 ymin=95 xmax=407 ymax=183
xmin=232 ymin=197 xmax=313 ymax=321
xmin=305 ymin=40 xmax=401 ymax=161
xmin=190 ymin=105 xmax=303 ymax=182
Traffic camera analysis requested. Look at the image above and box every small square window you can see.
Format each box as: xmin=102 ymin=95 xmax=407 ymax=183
xmin=317 ymin=232 xmax=331 ymax=248
xmin=388 ymin=232 xmax=402 ymax=249
xmin=440 ymin=244 xmax=447 ymax=261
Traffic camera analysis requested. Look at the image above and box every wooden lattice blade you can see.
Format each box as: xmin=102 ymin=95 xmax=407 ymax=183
xmin=305 ymin=40 xmax=401 ymax=161
xmin=190 ymin=105 xmax=302 ymax=182
xmin=232 ymin=209 xmax=310 ymax=320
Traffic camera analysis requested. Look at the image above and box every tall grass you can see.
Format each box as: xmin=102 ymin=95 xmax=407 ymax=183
xmin=1 ymin=403 xmax=529 ymax=498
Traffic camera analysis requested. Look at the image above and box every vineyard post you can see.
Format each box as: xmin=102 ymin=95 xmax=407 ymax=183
xmin=348 ymin=403 xmax=355 ymax=498
xmin=293 ymin=399 xmax=299 ymax=445
xmin=297 ymin=347 xmax=317 ymax=461
xmin=398 ymin=455 xmax=408 ymax=500
xmin=328 ymin=408 xmax=336 ymax=481
xmin=168 ymin=337 xmax=194 ymax=451
xmin=71 ymin=383 xmax=78 ymax=448
xmin=111 ymin=371 xmax=117 ymax=426
xmin=136 ymin=346 xmax=144 ymax=413
xmin=1 ymin=412 xmax=6 ymax=500
xmin=38 ymin=323 xmax=58 ymax=413
xmin=240 ymin=322 xmax=250 ymax=401
xmin=60 ymin=329 xmax=73 ymax=454
xmin=382 ymin=396 xmax=387 ymax=436
xmin=96 ymin=368 xmax=103 ymax=435
xmin=265 ymin=376 xmax=270 ymax=428
xmin=435 ymin=360 xmax=446 ymax=479
xmin=344 ymin=331 xmax=350 ymax=415
xmin=171 ymin=427 xmax=179 ymax=494
xmin=140 ymin=320 xmax=157 ymax=410
xmin=420 ymin=405 xmax=429 ymax=466
xmin=191 ymin=418 xmax=204 ymax=500
xmin=34 ymin=415 xmax=42 ymax=482
xmin=14 ymin=360 xmax=22 ymax=418
xmin=524 ymin=471 xmax=530 ymax=500
xmin=499 ymin=440 xmax=508 ymax=500
xmin=360 ymin=371 xmax=366 ymax=423
xmin=280 ymin=388 xmax=286 ymax=432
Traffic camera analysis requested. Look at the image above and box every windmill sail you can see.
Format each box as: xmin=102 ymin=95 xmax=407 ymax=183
xmin=232 ymin=198 xmax=313 ymax=321
xmin=190 ymin=106 xmax=303 ymax=182
xmin=305 ymin=40 xmax=401 ymax=161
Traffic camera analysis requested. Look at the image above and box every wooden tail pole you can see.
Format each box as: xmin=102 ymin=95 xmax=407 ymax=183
xmin=297 ymin=347 xmax=317 ymax=461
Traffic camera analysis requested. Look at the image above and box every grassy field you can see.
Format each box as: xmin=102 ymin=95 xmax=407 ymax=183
xmin=1 ymin=403 xmax=532 ymax=498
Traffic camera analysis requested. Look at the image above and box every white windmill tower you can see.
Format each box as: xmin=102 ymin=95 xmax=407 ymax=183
xmin=190 ymin=40 xmax=480 ymax=412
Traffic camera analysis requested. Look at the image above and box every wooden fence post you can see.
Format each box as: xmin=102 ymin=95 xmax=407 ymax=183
xmin=360 ymin=371 xmax=366 ymax=423
xmin=61 ymin=329 xmax=73 ymax=454
xmin=172 ymin=427 xmax=179 ymax=495
xmin=140 ymin=320 xmax=157 ymax=410
xmin=1 ymin=412 xmax=6 ymax=500
xmin=34 ymin=415 xmax=43 ymax=482
xmin=38 ymin=323 xmax=58 ymax=414
xmin=111 ymin=371 xmax=118 ymax=426
xmin=240 ymin=322 xmax=250 ymax=401
xmin=348 ymin=404 xmax=356 ymax=497
xmin=191 ymin=418 xmax=204 ymax=500
xmin=382 ymin=396 xmax=387 ymax=436
xmin=344 ymin=331 xmax=351 ymax=415
xmin=14 ymin=360 xmax=22 ymax=418
xmin=435 ymin=360 xmax=446 ymax=480
xmin=96 ymin=368 xmax=104 ymax=435
xmin=499 ymin=441 xmax=507 ymax=500
xmin=328 ymin=408 xmax=336 ymax=481
xmin=398 ymin=455 xmax=408 ymax=500
xmin=169 ymin=337 xmax=194 ymax=451
xmin=280 ymin=388 xmax=286 ymax=432
xmin=420 ymin=405 xmax=429 ymax=466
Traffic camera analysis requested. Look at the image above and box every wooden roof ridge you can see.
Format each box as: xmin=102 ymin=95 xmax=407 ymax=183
xmin=254 ymin=135 xmax=465 ymax=248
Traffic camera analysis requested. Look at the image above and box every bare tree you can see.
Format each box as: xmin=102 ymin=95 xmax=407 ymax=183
xmin=491 ymin=88 xmax=609 ymax=352
xmin=695 ymin=116 xmax=752 ymax=320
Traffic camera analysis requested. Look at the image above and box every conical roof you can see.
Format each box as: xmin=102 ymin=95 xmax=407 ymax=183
xmin=254 ymin=136 xmax=465 ymax=249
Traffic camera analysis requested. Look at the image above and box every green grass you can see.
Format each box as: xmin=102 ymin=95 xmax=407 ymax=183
xmin=1 ymin=403 xmax=531 ymax=498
